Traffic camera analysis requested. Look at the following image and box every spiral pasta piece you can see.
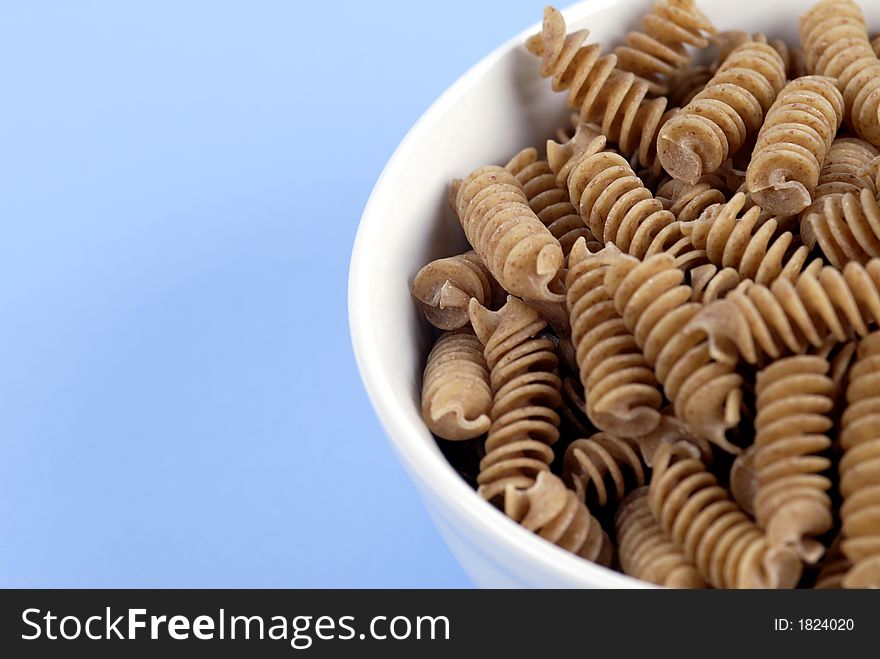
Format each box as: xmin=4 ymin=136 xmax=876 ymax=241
xmin=649 ymin=442 xmax=802 ymax=588
xmin=505 ymin=470 xmax=613 ymax=565
xmin=469 ymin=297 xmax=562 ymax=503
xmin=559 ymin=376 xmax=593 ymax=439
xmin=420 ymin=329 xmax=493 ymax=441
xmin=616 ymin=486 xmax=706 ymax=588
xmin=814 ymin=536 xmax=851 ymax=589
xmin=682 ymin=193 xmax=822 ymax=286
xmin=526 ymin=6 xmax=675 ymax=170
xmin=812 ymin=188 xmax=880 ymax=269
xmin=746 ymin=76 xmax=845 ymax=215
xmin=667 ymin=64 xmax=713 ymax=108
xmin=658 ymin=41 xmax=786 ymax=184
xmin=720 ymin=260 xmax=880 ymax=363
xmin=412 ymin=251 xmax=500 ymax=330
xmin=452 ymin=166 xmax=565 ymax=303
xmin=838 ymin=331 xmax=880 ymax=588
xmin=566 ymin=240 xmax=663 ymax=436
xmin=753 ymin=355 xmax=834 ymax=563
xmin=505 ymin=147 xmax=595 ymax=258
xmin=614 ymin=0 xmax=716 ymax=96
xmin=655 ymin=174 xmax=727 ymax=221
xmin=563 ymin=432 xmax=646 ymax=509
xmin=801 ymin=0 xmax=880 ymax=146
xmin=601 ymin=251 xmax=745 ymax=450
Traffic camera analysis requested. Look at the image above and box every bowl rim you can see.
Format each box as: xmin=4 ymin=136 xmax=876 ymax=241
xmin=349 ymin=0 xmax=650 ymax=589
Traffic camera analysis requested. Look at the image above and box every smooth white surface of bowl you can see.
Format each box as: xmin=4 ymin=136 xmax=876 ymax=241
xmin=349 ymin=0 xmax=880 ymax=588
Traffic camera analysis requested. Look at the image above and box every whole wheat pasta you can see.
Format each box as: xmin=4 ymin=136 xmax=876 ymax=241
xmin=812 ymin=189 xmax=880 ymax=269
xmin=615 ymin=486 xmax=706 ymax=588
xmin=681 ymin=192 xmax=823 ymax=285
xmin=667 ymin=64 xmax=714 ymax=108
xmin=563 ymin=432 xmax=646 ymax=509
xmin=412 ymin=251 xmax=500 ymax=330
xmin=746 ymin=76 xmax=845 ymax=215
xmin=658 ymin=41 xmax=786 ymax=184
xmin=688 ymin=264 xmax=744 ymax=303
xmin=526 ymin=6 xmax=676 ymax=170
xmin=505 ymin=470 xmax=613 ymax=565
xmin=614 ymin=0 xmax=716 ymax=96
xmin=559 ymin=376 xmax=593 ymax=439
xmin=452 ymin=166 xmax=565 ymax=303
xmin=873 ymin=34 xmax=880 ymax=58
xmin=633 ymin=411 xmax=713 ymax=467
xmin=566 ymin=240 xmax=663 ymax=436
xmin=753 ymin=355 xmax=834 ymax=563
xmin=504 ymin=147 xmax=596 ymax=258
xmin=729 ymin=443 xmax=758 ymax=516
xmin=838 ymin=330 xmax=880 ymax=588
xmin=718 ymin=260 xmax=880 ymax=363
xmin=648 ymin=442 xmax=802 ymax=588
xmin=421 ymin=329 xmax=494 ymax=441
xmin=601 ymin=251 xmax=745 ymax=451
xmin=469 ymin=297 xmax=562 ymax=504
xmin=714 ymin=31 xmax=805 ymax=81
xmin=800 ymin=137 xmax=879 ymax=247
xmin=655 ymin=176 xmax=727 ymax=222
xmin=801 ymin=0 xmax=880 ymax=146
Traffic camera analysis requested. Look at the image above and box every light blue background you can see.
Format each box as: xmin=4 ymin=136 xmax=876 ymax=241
xmin=0 ymin=0 xmax=550 ymax=586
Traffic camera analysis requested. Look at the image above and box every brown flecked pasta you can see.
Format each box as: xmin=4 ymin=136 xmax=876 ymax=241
xmin=800 ymin=137 xmax=879 ymax=247
xmin=681 ymin=192 xmax=823 ymax=285
xmin=615 ymin=486 xmax=706 ymax=588
xmin=504 ymin=147 xmax=596 ymax=259
xmin=814 ymin=536 xmax=852 ymax=589
xmin=411 ymin=251 xmax=500 ymax=330
xmin=469 ymin=297 xmax=562 ymax=504
xmin=613 ymin=0 xmax=716 ymax=96
xmin=719 ymin=260 xmax=880 ymax=363
xmin=753 ymin=355 xmax=834 ymax=563
xmin=601 ymin=250 xmax=745 ymax=451
xmin=505 ymin=470 xmax=613 ymax=565
xmin=729 ymin=443 xmax=758 ymax=516
xmin=812 ymin=189 xmax=880 ymax=269
xmin=746 ymin=76 xmax=845 ymax=215
xmin=838 ymin=330 xmax=880 ymax=588
xmin=526 ymin=6 xmax=676 ymax=171
xmin=657 ymin=41 xmax=786 ymax=184
xmin=563 ymin=432 xmax=646 ymax=509
xmin=566 ymin=240 xmax=663 ymax=436
xmin=648 ymin=442 xmax=802 ymax=588
xmin=667 ymin=64 xmax=713 ymax=108
xmin=655 ymin=176 xmax=727 ymax=222
xmin=713 ymin=31 xmax=805 ymax=81
xmin=801 ymin=0 xmax=880 ymax=146
xmin=421 ymin=329 xmax=493 ymax=441
xmin=452 ymin=166 xmax=565 ymax=303
xmin=687 ymin=264 xmax=744 ymax=303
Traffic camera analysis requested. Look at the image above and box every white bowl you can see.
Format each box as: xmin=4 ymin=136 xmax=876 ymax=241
xmin=349 ymin=0 xmax=880 ymax=587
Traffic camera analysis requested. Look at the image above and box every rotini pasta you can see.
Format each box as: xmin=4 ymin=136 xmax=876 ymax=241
xmin=655 ymin=176 xmax=726 ymax=222
xmin=616 ymin=486 xmax=706 ymax=588
xmin=420 ymin=329 xmax=493 ymax=441
xmin=838 ymin=330 xmax=880 ymax=587
xmin=658 ymin=41 xmax=786 ymax=184
xmin=412 ymin=251 xmax=500 ymax=330
xmin=649 ymin=442 xmax=802 ymax=588
xmin=814 ymin=536 xmax=851 ymax=588
xmin=526 ymin=6 xmax=676 ymax=170
xmin=812 ymin=188 xmax=880 ymax=269
xmin=505 ymin=470 xmax=613 ymax=565
xmin=614 ymin=0 xmax=716 ymax=96
xmin=753 ymin=355 xmax=834 ymax=562
xmin=566 ymin=240 xmax=663 ymax=436
xmin=801 ymin=0 xmax=880 ymax=146
xmin=563 ymin=432 xmax=646 ymax=508
xmin=452 ymin=165 xmax=565 ymax=303
xmin=469 ymin=297 xmax=562 ymax=503
xmin=746 ymin=76 xmax=845 ymax=215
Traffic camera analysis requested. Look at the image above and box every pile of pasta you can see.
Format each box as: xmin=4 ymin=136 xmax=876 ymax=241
xmin=412 ymin=0 xmax=880 ymax=588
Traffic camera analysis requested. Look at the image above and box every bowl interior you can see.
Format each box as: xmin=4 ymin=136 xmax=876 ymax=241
xmin=349 ymin=0 xmax=880 ymax=587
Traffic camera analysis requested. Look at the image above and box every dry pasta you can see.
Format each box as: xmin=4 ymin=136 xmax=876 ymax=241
xmin=421 ymin=329 xmax=493 ymax=440
xmin=658 ymin=41 xmax=786 ymax=184
xmin=838 ymin=330 xmax=880 ymax=587
xmin=812 ymin=188 xmax=880 ymax=268
xmin=469 ymin=297 xmax=562 ymax=503
xmin=614 ymin=0 xmax=716 ymax=96
xmin=615 ymin=486 xmax=706 ymax=588
xmin=412 ymin=251 xmax=500 ymax=330
xmin=746 ymin=76 xmax=844 ymax=215
xmin=563 ymin=432 xmax=646 ymax=509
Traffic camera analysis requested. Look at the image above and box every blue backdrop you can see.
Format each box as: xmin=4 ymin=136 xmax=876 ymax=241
xmin=0 ymin=0 xmax=548 ymax=587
